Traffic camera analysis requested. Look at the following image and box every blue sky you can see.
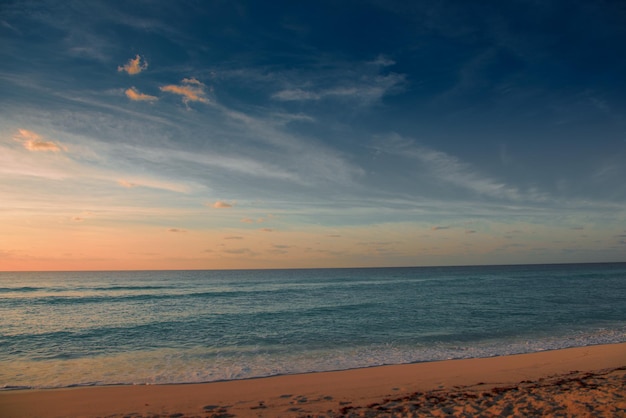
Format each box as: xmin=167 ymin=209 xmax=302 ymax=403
xmin=1 ymin=0 xmax=625 ymax=270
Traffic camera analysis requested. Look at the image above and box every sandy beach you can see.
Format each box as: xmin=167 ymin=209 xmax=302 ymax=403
xmin=2 ymin=343 xmax=625 ymax=417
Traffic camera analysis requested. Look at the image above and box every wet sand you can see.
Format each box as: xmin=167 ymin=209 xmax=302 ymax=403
xmin=1 ymin=343 xmax=625 ymax=417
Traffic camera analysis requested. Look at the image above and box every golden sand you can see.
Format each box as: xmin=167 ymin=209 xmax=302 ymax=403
xmin=2 ymin=343 xmax=625 ymax=417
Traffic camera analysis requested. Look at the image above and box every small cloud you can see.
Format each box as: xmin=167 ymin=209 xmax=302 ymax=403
xmin=272 ymin=89 xmax=320 ymax=101
xmin=240 ymin=218 xmax=254 ymax=223
xmin=182 ymin=77 xmax=203 ymax=85
xmin=328 ymin=234 xmax=341 ymax=238
xmin=260 ymin=228 xmax=273 ymax=232
xmin=465 ymin=230 xmax=476 ymax=234
xmin=118 ymin=55 xmax=148 ymax=75
xmin=223 ymin=248 xmax=255 ymax=256
xmin=369 ymin=54 xmax=395 ymax=67
xmin=255 ymin=214 xmax=275 ymax=223
xmin=118 ymin=179 xmax=139 ymax=188
xmin=167 ymin=228 xmax=186 ymax=233
xmin=72 ymin=216 xmax=83 ymax=222
xmin=212 ymin=201 xmax=233 ymax=208
xmin=571 ymin=226 xmax=585 ymax=230
xmin=160 ymin=78 xmax=209 ymax=105
xmin=431 ymin=226 xmax=450 ymax=231
xmin=13 ymin=129 xmax=64 ymax=152
xmin=224 ymin=236 xmax=243 ymax=240
xmin=268 ymin=245 xmax=290 ymax=254
xmin=125 ymin=87 xmax=157 ymax=101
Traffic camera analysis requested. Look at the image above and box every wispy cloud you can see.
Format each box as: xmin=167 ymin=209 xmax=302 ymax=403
xmin=212 ymin=201 xmax=234 ymax=208
xmin=272 ymin=89 xmax=320 ymax=101
xmin=118 ymin=179 xmax=139 ymax=188
xmin=160 ymin=78 xmax=209 ymax=105
xmin=413 ymin=146 xmax=523 ymax=201
xmin=13 ymin=129 xmax=64 ymax=152
xmin=116 ymin=178 xmax=190 ymax=193
xmin=271 ymin=73 xmax=404 ymax=104
xmin=431 ymin=226 xmax=450 ymax=231
xmin=376 ymin=135 xmax=543 ymax=202
xmin=264 ymin=54 xmax=405 ymax=105
xmin=125 ymin=87 xmax=157 ymax=102
xmin=118 ymin=55 xmax=148 ymax=75
xmin=369 ymin=54 xmax=396 ymax=67
xmin=222 ymin=248 xmax=256 ymax=256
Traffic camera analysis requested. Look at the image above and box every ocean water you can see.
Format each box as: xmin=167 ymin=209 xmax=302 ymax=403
xmin=1 ymin=263 xmax=626 ymax=389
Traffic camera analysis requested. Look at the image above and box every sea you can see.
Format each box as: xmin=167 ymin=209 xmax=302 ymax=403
xmin=1 ymin=263 xmax=626 ymax=390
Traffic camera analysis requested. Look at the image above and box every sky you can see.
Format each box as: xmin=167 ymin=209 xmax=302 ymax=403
xmin=1 ymin=0 xmax=626 ymax=271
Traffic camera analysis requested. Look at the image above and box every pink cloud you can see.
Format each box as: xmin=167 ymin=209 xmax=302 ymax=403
xmin=125 ymin=87 xmax=157 ymax=101
xmin=118 ymin=55 xmax=148 ymax=75
xmin=118 ymin=179 xmax=139 ymax=188
xmin=13 ymin=129 xmax=64 ymax=152
xmin=212 ymin=201 xmax=233 ymax=208
xmin=160 ymin=78 xmax=209 ymax=105
xmin=431 ymin=226 xmax=450 ymax=231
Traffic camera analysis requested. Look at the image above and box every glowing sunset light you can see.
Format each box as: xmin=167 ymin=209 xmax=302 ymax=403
xmin=1 ymin=1 xmax=625 ymax=271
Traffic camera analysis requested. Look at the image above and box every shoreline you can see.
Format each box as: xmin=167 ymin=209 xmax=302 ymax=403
xmin=2 ymin=342 xmax=625 ymax=417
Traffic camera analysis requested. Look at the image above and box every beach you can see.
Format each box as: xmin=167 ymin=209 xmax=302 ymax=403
xmin=2 ymin=343 xmax=625 ymax=417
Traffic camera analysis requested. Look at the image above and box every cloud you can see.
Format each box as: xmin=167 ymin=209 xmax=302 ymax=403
xmin=181 ymin=77 xmax=203 ymax=85
xmin=167 ymin=228 xmax=186 ymax=233
xmin=240 ymin=218 xmax=255 ymax=223
xmin=271 ymin=73 xmax=404 ymax=103
xmin=378 ymin=135 xmax=535 ymax=202
xmin=125 ymin=87 xmax=157 ymax=101
xmin=369 ymin=54 xmax=396 ymax=67
xmin=260 ymin=228 xmax=273 ymax=232
xmin=268 ymin=56 xmax=405 ymax=104
xmin=272 ymin=89 xmax=320 ymax=101
xmin=224 ymin=236 xmax=243 ymax=240
xmin=223 ymin=248 xmax=256 ymax=256
xmin=272 ymin=244 xmax=291 ymax=249
xmin=118 ymin=179 xmax=139 ymax=188
xmin=431 ymin=226 xmax=450 ymax=231
xmin=160 ymin=78 xmax=209 ymax=105
xmin=465 ymin=230 xmax=476 ymax=234
xmin=13 ymin=129 xmax=64 ymax=152
xmin=117 ymin=178 xmax=190 ymax=193
xmin=118 ymin=55 xmax=148 ymax=75
xmin=212 ymin=201 xmax=233 ymax=208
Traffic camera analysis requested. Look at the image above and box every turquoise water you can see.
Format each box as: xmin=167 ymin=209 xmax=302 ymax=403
xmin=1 ymin=263 xmax=626 ymax=389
